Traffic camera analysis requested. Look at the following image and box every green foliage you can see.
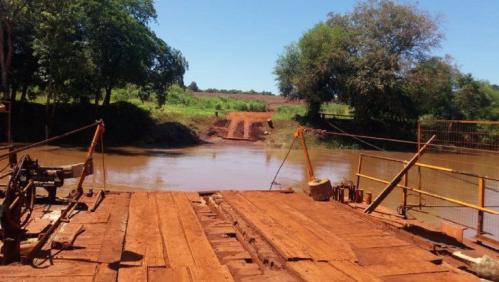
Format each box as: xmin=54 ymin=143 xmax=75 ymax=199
xmin=187 ymin=81 xmax=199 ymax=92
xmin=109 ymin=84 xmax=267 ymax=119
xmin=403 ymin=57 xmax=457 ymax=118
xmin=454 ymin=74 xmax=492 ymax=119
xmin=275 ymin=0 xmax=443 ymax=122
xmin=273 ymin=103 xmax=350 ymax=121
xmin=3 ymin=0 xmax=187 ymax=107
xmin=275 ymin=23 xmax=352 ymax=120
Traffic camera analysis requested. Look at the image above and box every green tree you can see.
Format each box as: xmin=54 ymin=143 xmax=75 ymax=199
xmin=275 ymin=0 xmax=442 ymax=122
xmin=336 ymin=0 xmax=441 ymax=121
xmin=0 ymin=0 xmax=32 ymax=99
xmin=404 ymin=57 xmax=457 ymax=118
xmin=148 ymin=41 xmax=188 ymax=106
xmin=82 ymin=0 xmax=159 ymax=105
xmin=187 ymin=81 xmax=199 ymax=92
xmin=454 ymin=74 xmax=491 ymax=119
xmin=274 ymin=23 xmax=352 ymax=120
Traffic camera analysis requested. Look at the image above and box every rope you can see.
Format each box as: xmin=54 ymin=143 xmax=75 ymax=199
xmin=325 ymin=120 xmax=384 ymax=151
xmin=0 ymin=120 xmax=102 ymax=161
xmin=269 ymin=137 xmax=297 ymax=191
xmin=316 ymin=128 xmax=499 ymax=155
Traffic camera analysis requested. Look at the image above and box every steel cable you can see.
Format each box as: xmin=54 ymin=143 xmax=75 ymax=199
xmin=269 ymin=137 xmax=297 ymax=191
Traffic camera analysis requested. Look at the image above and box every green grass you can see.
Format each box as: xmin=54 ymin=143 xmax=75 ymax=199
xmin=273 ymin=103 xmax=351 ymax=120
xmin=113 ymin=85 xmax=267 ymax=119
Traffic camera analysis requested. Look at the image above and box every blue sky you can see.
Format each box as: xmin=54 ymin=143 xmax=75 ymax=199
xmin=152 ymin=0 xmax=499 ymax=93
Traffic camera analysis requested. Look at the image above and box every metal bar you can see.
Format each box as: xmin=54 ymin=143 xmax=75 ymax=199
xmin=477 ymin=177 xmax=485 ymax=236
xmin=418 ymin=166 xmax=423 ymax=209
xmin=402 ymin=165 xmax=408 ymax=217
xmin=357 ymin=173 xmax=499 ymax=215
xmin=295 ymin=127 xmax=315 ymax=181
xmin=359 ymin=153 xmax=499 ymax=182
xmin=355 ymin=154 xmax=363 ymax=191
xmin=364 ymin=135 xmax=436 ymax=214
xmin=8 ymin=181 xmax=34 ymax=210
xmin=323 ymin=130 xmax=499 ymax=155
xmin=76 ymin=121 xmax=105 ymax=192
xmin=0 ymin=120 xmax=101 ymax=161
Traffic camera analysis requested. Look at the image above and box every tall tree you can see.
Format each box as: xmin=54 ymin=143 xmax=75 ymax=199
xmin=275 ymin=23 xmax=352 ymax=120
xmin=148 ymin=40 xmax=188 ymax=106
xmin=0 ymin=0 xmax=31 ymax=99
xmin=275 ymin=0 xmax=442 ymax=122
xmin=82 ymin=0 xmax=159 ymax=105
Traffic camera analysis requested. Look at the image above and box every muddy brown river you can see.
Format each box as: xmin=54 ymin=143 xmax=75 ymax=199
xmin=8 ymin=144 xmax=499 ymax=239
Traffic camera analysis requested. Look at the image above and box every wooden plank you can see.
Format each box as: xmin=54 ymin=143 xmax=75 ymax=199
xmin=145 ymin=193 xmax=166 ymax=267
xmin=0 ymin=262 xmax=97 ymax=277
xmin=118 ymin=265 xmax=147 ymax=282
xmin=148 ymin=267 xmax=193 ymax=282
xmin=71 ymin=211 xmax=110 ymax=224
xmin=344 ymin=235 xmax=410 ymax=249
xmin=173 ymin=192 xmax=233 ymax=281
xmin=155 ymin=192 xmax=195 ymax=268
xmin=331 ymin=261 xmax=382 ymax=282
xmin=354 ymin=245 xmax=441 ymax=266
xmin=120 ymin=193 xmax=165 ymax=268
xmin=1 ymin=276 xmax=95 ymax=282
xmin=222 ymin=191 xmax=311 ymax=260
xmin=364 ymin=261 xmax=447 ymax=277
xmin=243 ymin=192 xmax=356 ymax=261
xmin=94 ymin=193 xmax=130 ymax=282
xmin=267 ymin=192 xmax=386 ymax=236
xmin=286 ymin=261 xmax=355 ymax=281
xmin=382 ymin=271 xmax=477 ymax=282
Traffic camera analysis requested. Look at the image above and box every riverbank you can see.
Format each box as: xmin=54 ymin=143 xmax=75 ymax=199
xmin=2 ymin=88 xmax=418 ymax=151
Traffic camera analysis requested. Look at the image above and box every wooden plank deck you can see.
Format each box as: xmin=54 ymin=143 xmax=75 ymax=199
xmin=0 ymin=190 xmax=481 ymax=281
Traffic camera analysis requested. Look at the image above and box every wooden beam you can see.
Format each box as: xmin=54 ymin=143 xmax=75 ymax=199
xmin=364 ymin=135 xmax=435 ymax=214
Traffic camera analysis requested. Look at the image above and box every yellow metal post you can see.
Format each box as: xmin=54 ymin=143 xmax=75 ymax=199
xmin=295 ymin=127 xmax=315 ymax=181
xmin=365 ymin=135 xmax=436 ymax=214
xmin=418 ymin=166 xmax=423 ymax=209
xmin=477 ymin=177 xmax=485 ymax=236
xmin=355 ymin=154 xmax=363 ymax=190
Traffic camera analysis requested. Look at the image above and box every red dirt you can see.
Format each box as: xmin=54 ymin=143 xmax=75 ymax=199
xmin=225 ymin=112 xmax=273 ymax=141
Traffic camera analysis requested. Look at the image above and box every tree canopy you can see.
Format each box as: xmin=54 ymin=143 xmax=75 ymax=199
xmin=0 ymin=0 xmax=187 ymax=106
xmin=275 ymin=0 xmax=496 ymax=121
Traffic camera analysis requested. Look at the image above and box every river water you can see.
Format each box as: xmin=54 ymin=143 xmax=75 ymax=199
xmin=12 ymin=144 xmax=499 ymax=239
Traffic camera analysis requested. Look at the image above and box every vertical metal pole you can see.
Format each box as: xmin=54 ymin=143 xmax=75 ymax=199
xmin=295 ymin=127 xmax=315 ymax=181
xmin=417 ymin=121 xmax=421 ymax=154
xmin=418 ymin=166 xmax=423 ymax=210
xmin=76 ymin=120 xmax=105 ymax=193
xmin=477 ymin=177 xmax=485 ymax=236
xmin=355 ymin=154 xmax=363 ymax=190
xmin=402 ymin=165 xmax=408 ymax=218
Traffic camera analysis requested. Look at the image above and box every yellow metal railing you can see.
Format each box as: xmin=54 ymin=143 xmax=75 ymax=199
xmin=355 ymin=153 xmax=499 ymax=238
